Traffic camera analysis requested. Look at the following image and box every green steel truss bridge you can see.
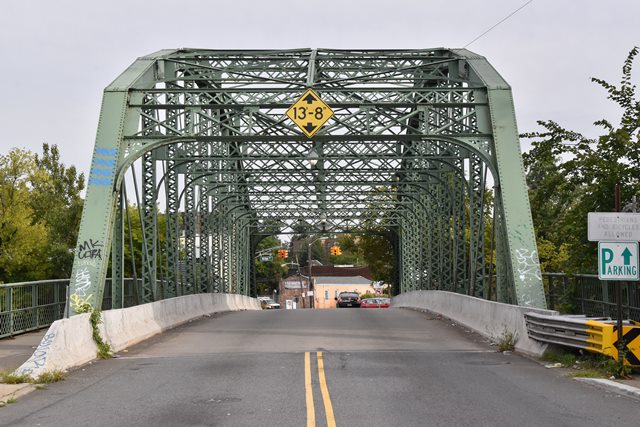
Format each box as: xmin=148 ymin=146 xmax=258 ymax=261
xmin=69 ymin=48 xmax=545 ymax=313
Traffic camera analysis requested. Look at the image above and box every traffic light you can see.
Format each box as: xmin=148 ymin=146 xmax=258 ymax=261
xmin=330 ymin=245 xmax=342 ymax=256
xmin=277 ymin=249 xmax=289 ymax=259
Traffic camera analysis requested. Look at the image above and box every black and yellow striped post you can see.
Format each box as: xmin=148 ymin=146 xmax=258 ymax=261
xmin=585 ymin=320 xmax=640 ymax=366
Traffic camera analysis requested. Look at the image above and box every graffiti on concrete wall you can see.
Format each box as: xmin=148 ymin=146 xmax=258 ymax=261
xmin=16 ymin=332 xmax=56 ymax=376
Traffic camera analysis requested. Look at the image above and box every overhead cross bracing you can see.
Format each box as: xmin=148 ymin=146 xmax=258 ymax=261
xmin=68 ymin=48 xmax=545 ymax=315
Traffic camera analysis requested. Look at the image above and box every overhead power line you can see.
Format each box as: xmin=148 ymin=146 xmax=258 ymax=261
xmin=464 ymin=0 xmax=534 ymax=48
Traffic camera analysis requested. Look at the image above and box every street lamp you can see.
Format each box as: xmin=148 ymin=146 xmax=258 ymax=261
xmin=307 ymin=236 xmax=329 ymax=309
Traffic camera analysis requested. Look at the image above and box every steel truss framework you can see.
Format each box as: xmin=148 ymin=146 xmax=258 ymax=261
xmin=68 ymin=48 xmax=545 ymax=314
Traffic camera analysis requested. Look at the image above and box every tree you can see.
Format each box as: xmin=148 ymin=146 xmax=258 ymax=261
xmin=119 ymin=204 xmax=169 ymax=278
xmin=255 ymin=235 xmax=285 ymax=295
xmin=357 ymin=232 xmax=395 ymax=285
xmin=29 ymin=143 xmax=85 ymax=278
xmin=0 ymin=149 xmax=50 ymax=282
xmin=522 ymin=47 xmax=640 ymax=273
xmin=329 ymin=234 xmax=366 ymax=266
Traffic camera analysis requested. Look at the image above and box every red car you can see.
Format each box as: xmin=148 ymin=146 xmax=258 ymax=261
xmin=360 ymin=298 xmax=390 ymax=308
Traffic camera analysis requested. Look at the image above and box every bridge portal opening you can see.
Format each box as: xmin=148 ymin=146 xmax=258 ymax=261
xmin=69 ymin=48 xmax=545 ymax=314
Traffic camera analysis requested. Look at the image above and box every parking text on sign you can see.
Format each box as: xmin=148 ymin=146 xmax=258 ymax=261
xmin=598 ymin=241 xmax=640 ymax=281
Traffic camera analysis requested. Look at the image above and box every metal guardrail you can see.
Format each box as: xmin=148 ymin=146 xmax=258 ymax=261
xmin=0 ymin=278 xmax=140 ymax=339
xmin=525 ymin=312 xmax=640 ymax=365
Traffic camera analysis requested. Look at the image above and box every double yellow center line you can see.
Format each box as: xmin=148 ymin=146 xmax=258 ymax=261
xmin=305 ymin=351 xmax=336 ymax=427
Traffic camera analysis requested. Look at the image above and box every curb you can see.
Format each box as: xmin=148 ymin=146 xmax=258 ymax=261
xmin=576 ymin=378 xmax=640 ymax=400
xmin=0 ymin=383 xmax=36 ymax=404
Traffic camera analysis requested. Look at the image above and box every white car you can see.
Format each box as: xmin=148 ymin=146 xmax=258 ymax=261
xmin=258 ymin=297 xmax=280 ymax=309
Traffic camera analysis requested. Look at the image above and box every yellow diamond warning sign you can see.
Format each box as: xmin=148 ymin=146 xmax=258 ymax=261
xmin=286 ymin=89 xmax=334 ymax=138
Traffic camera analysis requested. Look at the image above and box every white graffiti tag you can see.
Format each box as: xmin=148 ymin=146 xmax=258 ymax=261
xmin=75 ymin=267 xmax=92 ymax=297
xmin=515 ymin=248 xmax=542 ymax=282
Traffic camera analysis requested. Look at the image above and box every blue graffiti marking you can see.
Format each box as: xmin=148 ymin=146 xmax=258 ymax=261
xmin=91 ymin=168 xmax=113 ymax=176
xmin=88 ymin=178 xmax=113 ymax=186
xmin=16 ymin=332 xmax=57 ymax=376
xmin=95 ymin=148 xmax=117 ymax=157
xmin=95 ymin=159 xmax=116 ymax=167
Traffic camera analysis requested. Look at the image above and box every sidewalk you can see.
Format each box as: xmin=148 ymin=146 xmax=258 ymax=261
xmin=578 ymin=375 xmax=640 ymax=399
xmin=0 ymin=329 xmax=47 ymax=372
xmin=0 ymin=329 xmax=47 ymax=404
xmin=539 ymin=354 xmax=640 ymax=400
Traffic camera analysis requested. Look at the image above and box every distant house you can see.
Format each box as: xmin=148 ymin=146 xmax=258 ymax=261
xmin=279 ymin=274 xmax=311 ymax=308
xmin=278 ymin=266 xmax=374 ymax=309
xmin=313 ymin=275 xmax=373 ymax=309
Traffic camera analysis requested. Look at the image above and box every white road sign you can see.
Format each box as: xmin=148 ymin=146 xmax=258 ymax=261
xmin=588 ymin=212 xmax=640 ymax=241
xmin=598 ymin=241 xmax=639 ymax=281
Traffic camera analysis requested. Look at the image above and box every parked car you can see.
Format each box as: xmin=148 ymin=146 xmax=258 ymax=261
xmin=258 ymin=297 xmax=280 ymax=309
xmin=378 ymin=298 xmax=391 ymax=308
xmin=360 ymin=298 xmax=390 ymax=308
xmin=335 ymin=292 xmax=361 ymax=308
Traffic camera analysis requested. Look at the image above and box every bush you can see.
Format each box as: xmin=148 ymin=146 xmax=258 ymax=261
xmin=496 ymin=329 xmax=518 ymax=352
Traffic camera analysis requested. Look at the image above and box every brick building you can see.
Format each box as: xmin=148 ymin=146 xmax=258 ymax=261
xmin=279 ymin=265 xmax=373 ymax=309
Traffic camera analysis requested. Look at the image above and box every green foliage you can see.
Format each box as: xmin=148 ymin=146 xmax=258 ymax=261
xmin=0 ymin=371 xmax=32 ymax=384
xmin=567 ymin=353 xmax=633 ymax=379
xmin=608 ymin=347 xmax=634 ymax=379
xmin=118 ymin=203 xmax=172 ymax=277
xmin=0 ymin=144 xmax=84 ymax=283
xmin=540 ymin=350 xmax=578 ymax=367
xmin=34 ymin=370 xmax=65 ymax=384
xmin=75 ymin=303 xmax=112 ymax=358
xmin=541 ymin=349 xmax=634 ymax=379
xmin=30 ymin=144 xmax=85 ymax=279
xmin=0 ymin=148 xmax=50 ymax=282
xmin=496 ymin=329 xmax=518 ymax=352
xmin=74 ymin=302 xmax=93 ymax=314
xmin=332 ymin=235 xmax=366 ymax=266
xmin=357 ymin=233 xmax=395 ymax=285
xmin=536 ymin=238 xmax=570 ymax=273
xmin=88 ymin=308 xmax=112 ymax=359
xmin=0 ymin=369 xmax=66 ymax=385
xmin=360 ymin=293 xmax=390 ymax=299
xmin=255 ymin=236 xmax=285 ymax=295
xmin=522 ymin=47 xmax=640 ymax=273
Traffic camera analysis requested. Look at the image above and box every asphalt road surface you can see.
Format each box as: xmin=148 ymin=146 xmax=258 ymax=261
xmin=1 ymin=308 xmax=638 ymax=426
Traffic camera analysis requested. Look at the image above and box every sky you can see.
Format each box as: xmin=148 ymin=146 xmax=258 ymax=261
xmin=0 ymin=0 xmax=638 ymax=177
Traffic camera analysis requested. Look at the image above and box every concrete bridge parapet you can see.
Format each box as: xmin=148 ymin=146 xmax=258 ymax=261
xmin=15 ymin=294 xmax=260 ymax=378
xmin=392 ymin=290 xmax=558 ymax=356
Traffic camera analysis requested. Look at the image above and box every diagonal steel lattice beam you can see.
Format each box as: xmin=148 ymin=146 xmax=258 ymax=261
xmin=67 ymin=48 xmax=545 ymax=314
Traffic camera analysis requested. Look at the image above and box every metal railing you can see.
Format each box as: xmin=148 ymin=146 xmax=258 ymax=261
xmin=544 ymin=273 xmax=640 ymax=321
xmin=102 ymin=278 xmax=141 ymax=311
xmin=0 ymin=278 xmax=141 ymax=339
xmin=0 ymin=280 xmax=68 ymax=339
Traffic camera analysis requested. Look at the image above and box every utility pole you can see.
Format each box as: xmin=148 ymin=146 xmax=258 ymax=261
xmin=307 ymin=236 xmax=328 ymax=309
xmin=615 ymin=184 xmax=624 ymax=364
